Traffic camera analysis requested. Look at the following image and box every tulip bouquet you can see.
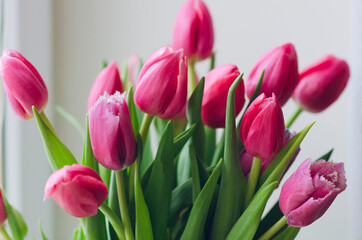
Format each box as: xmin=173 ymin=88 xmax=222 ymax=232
xmin=0 ymin=0 xmax=349 ymax=239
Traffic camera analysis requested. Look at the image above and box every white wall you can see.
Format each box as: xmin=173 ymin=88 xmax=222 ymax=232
xmin=51 ymin=0 xmax=350 ymax=239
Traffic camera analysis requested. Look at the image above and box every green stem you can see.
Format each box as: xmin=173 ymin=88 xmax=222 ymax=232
xmin=40 ymin=111 xmax=59 ymax=138
xmin=187 ymin=61 xmax=197 ymax=99
xmin=243 ymin=157 xmax=262 ymax=209
xmin=116 ymin=170 xmax=134 ymax=240
xmin=285 ymin=107 xmax=303 ymax=129
xmin=258 ymin=216 xmax=288 ymax=240
xmin=99 ymin=203 xmax=126 ymax=240
xmin=139 ymin=114 xmax=154 ymax=145
xmin=0 ymin=226 xmax=10 ymax=240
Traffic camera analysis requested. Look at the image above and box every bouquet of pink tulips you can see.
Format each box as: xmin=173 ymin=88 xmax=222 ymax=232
xmin=0 ymin=0 xmax=349 ymax=239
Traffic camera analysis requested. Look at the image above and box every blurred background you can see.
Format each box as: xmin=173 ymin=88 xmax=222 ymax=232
xmin=1 ymin=0 xmax=360 ymax=239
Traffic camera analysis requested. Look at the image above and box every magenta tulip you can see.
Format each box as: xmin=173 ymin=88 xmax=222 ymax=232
xmin=246 ymin=43 xmax=298 ymax=106
xmin=172 ymin=0 xmax=214 ymax=61
xmin=89 ymin=92 xmax=136 ymax=170
xmin=0 ymin=190 xmax=6 ymax=225
xmin=134 ymin=46 xmax=187 ymax=119
xmin=202 ymin=64 xmax=245 ymax=128
xmin=44 ymin=164 xmax=108 ymax=218
xmin=279 ymin=159 xmax=346 ymax=227
xmin=87 ymin=61 xmax=123 ymax=111
xmin=240 ymin=93 xmax=285 ymax=160
xmin=292 ymin=55 xmax=349 ymax=113
xmin=0 ymin=49 xmax=48 ymax=120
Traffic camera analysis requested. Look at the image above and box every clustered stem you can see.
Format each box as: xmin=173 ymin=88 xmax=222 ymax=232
xmin=139 ymin=114 xmax=154 ymax=145
xmin=243 ymin=157 xmax=262 ymax=209
xmin=0 ymin=225 xmax=10 ymax=240
xmin=258 ymin=216 xmax=288 ymax=240
xmin=285 ymin=107 xmax=303 ymax=128
xmin=98 ymin=203 xmax=126 ymax=240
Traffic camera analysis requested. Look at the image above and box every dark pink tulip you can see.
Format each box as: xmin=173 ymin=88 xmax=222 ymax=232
xmin=292 ymin=55 xmax=349 ymax=113
xmin=240 ymin=93 xmax=285 ymax=160
xmin=246 ymin=43 xmax=298 ymax=106
xmin=172 ymin=0 xmax=214 ymax=61
xmin=44 ymin=164 xmax=108 ymax=218
xmin=0 ymin=49 xmax=48 ymax=120
xmin=87 ymin=61 xmax=123 ymax=111
xmin=279 ymin=159 xmax=346 ymax=227
xmin=202 ymin=64 xmax=245 ymax=128
xmin=134 ymin=46 xmax=187 ymax=119
xmin=89 ymin=92 xmax=136 ymax=170
xmin=0 ymin=190 xmax=6 ymax=225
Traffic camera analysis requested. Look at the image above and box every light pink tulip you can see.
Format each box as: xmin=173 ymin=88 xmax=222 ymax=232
xmin=126 ymin=54 xmax=141 ymax=88
xmin=293 ymin=55 xmax=349 ymax=113
xmin=240 ymin=93 xmax=285 ymax=160
xmin=246 ymin=43 xmax=298 ymax=106
xmin=87 ymin=61 xmax=123 ymax=111
xmin=44 ymin=164 xmax=108 ymax=218
xmin=172 ymin=0 xmax=214 ymax=61
xmin=0 ymin=190 xmax=7 ymax=225
xmin=89 ymin=92 xmax=136 ymax=170
xmin=0 ymin=49 xmax=48 ymax=120
xmin=202 ymin=64 xmax=245 ymax=128
xmin=279 ymin=159 xmax=346 ymax=227
xmin=134 ymin=46 xmax=187 ymax=119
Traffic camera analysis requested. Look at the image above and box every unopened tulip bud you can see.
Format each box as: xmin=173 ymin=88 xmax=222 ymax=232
xmin=0 ymin=49 xmax=48 ymax=120
xmin=202 ymin=64 xmax=245 ymax=128
xmin=246 ymin=43 xmax=298 ymax=106
xmin=87 ymin=61 xmax=123 ymax=111
xmin=89 ymin=92 xmax=136 ymax=170
xmin=134 ymin=46 xmax=187 ymax=119
xmin=173 ymin=0 xmax=214 ymax=61
xmin=0 ymin=190 xmax=6 ymax=225
xmin=44 ymin=164 xmax=108 ymax=218
xmin=240 ymin=93 xmax=285 ymax=160
xmin=279 ymin=159 xmax=346 ymax=227
xmin=293 ymin=55 xmax=349 ymax=113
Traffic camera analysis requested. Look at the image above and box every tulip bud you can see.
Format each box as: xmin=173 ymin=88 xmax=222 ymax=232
xmin=89 ymin=92 xmax=136 ymax=170
xmin=0 ymin=190 xmax=6 ymax=226
xmin=0 ymin=49 xmax=48 ymax=120
xmin=246 ymin=43 xmax=298 ymax=106
xmin=292 ymin=55 xmax=349 ymax=113
xmin=240 ymin=93 xmax=285 ymax=160
xmin=172 ymin=0 xmax=214 ymax=61
xmin=134 ymin=46 xmax=187 ymax=119
xmin=44 ymin=164 xmax=108 ymax=218
xmin=279 ymin=159 xmax=346 ymax=227
xmin=202 ymin=64 xmax=245 ymax=128
xmin=87 ymin=61 xmax=123 ymax=111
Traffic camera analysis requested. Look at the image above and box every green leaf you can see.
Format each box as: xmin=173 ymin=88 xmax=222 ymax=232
xmin=107 ymin=171 xmax=122 ymax=239
xmin=55 ymin=105 xmax=84 ymax=137
xmin=180 ymin=159 xmax=223 ymax=240
xmin=210 ymin=74 xmax=247 ymax=240
xmin=126 ymin=84 xmax=140 ymax=135
xmin=168 ymin=179 xmax=192 ymax=226
xmin=38 ymin=220 xmax=49 ymax=240
xmin=144 ymin=121 xmax=175 ymax=240
xmin=254 ymin=201 xmax=284 ymax=239
xmin=122 ymin=60 xmax=128 ymax=86
xmin=272 ymin=226 xmax=300 ymax=240
xmin=134 ymin=134 xmax=153 ymax=240
xmin=204 ymin=126 xmax=216 ymax=166
xmin=73 ymin=225 xmax=85 ymax=240
xmin=140 ymin=133 xmax=153 ymax=177
xmin=173 ymin=124 xmax=196 ymax=158
xmin=101 ymin=59 xmax=108 ymax=69
xmin=189 ymin=144 xmax=201 ymax=202
xmin=258 ymin=122 xmax=315 ymax=190
xmin=226 ymin=182 xmax=278 ymax=240
xmin=316 ymin=148 xmax=334 ymax=162
xmin=209 ymin=52 xmax=216 ymax=71
xmin=33 ymin=107 xmax=77 ymax=171
xmin=2 ymin=189 xmax=27 ymax=240
xmin=210 ymin=131 xmax=224 ymax=167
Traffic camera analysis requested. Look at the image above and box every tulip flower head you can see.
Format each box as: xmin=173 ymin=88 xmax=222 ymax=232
xmin=89 ymin=92 xmax=136 ymax=170
xmin=134 ymin=46 xmax=187 ymax=119
xmin=279 ymin=159 xmax=346 ymax=227
xmin=240 ymin=93 xmax=285 ymax=160
xmin=0 ymin=190 xmax=6 ymax=226
xmin=293 ymin=55 xmax=349 ymax=113
xmin=0 ymin=49 xmax=48 ymax=120
xmin=172 ymin=0 xmax=214 ymax=61
xmin=44 ymin=164 xmax=108 ymax=218
xmin=246 ymin=43 xmax=298 ymax=106
xmin=87 ymin=61 xmax=123 ymax=111
xmin=202 ymin=64 xmax=245 ymax=128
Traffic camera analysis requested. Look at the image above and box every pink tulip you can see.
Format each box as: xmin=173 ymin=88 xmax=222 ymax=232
xmin=292 ymin=55 xmax=349 ymax=113
xmin=279 ymin=159 xmax=346 ymax=227
xmin=240 ymin=130 xmax=299 ymax=177
xmin=134 ymin=46 xmax=187 ymax=119
xmin=202 ymin=64 xmax=245 ymax=128
xmin=240 ymin=93 xmax=285 ymax=160
xmin=0 ymin=49 xmax=48 ymax=120
xmin=87 ymin=61 xmax=123 ymax=111
xmin=172 ymin=0 xmax=214 ymax=61
xmin=246 ymin=43 xmax=298 ymax=106
xmin=126 ymin=54 xmax=141 ymax=88
xmin=44 ymin=164 xmax=108 ymax=218
xmin=89 ymin=92 xmax=136 ymax=170
xmin=0 ymin=190 xmax=7 ymax=225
